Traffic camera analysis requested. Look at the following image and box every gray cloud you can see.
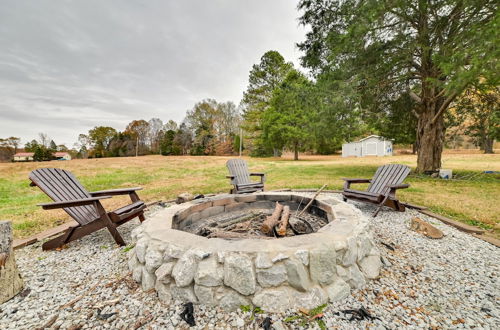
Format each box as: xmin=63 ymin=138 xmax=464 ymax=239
xmin=0 ymin=0 xmax=306 ymax=147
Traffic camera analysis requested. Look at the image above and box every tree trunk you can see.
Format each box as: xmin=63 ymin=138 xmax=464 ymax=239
xmin=0 ymin=221 xmax=24 ymax=304
xmin=412 ymin=142 xmax=417 ymax=154
xmin=293 ymin=142 xmax=299 ymax=161
xmin=416 ymin=103 xmax=446 ymax=173
xmin=484 ymin=137 xmax=494 ymax=154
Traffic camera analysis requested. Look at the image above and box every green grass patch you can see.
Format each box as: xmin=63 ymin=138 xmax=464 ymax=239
xmin=1 ymin=154 xmax=498 ymax=239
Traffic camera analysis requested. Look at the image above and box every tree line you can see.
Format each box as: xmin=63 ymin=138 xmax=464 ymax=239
xmin=72 ymin=99 xmax=241 ymax=158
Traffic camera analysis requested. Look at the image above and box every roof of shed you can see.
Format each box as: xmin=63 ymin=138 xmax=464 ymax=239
xmin=358 ymin=135 xmax=393 ymax=142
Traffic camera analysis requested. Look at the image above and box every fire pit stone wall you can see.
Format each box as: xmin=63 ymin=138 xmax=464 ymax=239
xmin=128 ymin=192 xmax=381 ymax=312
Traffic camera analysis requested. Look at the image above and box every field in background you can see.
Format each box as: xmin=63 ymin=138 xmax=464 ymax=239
xmin=0 ymin=153 xmax=498 ymax=239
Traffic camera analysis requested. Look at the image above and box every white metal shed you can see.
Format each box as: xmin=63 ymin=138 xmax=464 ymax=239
xmin=342 ymin=135 xmax=393 ymax=157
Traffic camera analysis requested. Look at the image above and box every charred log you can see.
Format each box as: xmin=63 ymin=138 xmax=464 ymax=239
xmin=261 ymin=202 xmax=284 ymax=235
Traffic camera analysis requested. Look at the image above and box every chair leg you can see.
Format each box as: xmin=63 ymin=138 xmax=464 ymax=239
xmin=372 ymin=195 xmax=390 ymax=217
xmin=105 ymin=221 xmax=126 ymax=246
xmin=42 ymin=227 xmax=77 ymax=250
xmin=138 ymin=212 xmax=146 ymax=222
xmin=393 ymin=200 xmax=405 ymax=212
xmin=95 ymin=201 xmax=126 ymax=246
xmin=42 ymin=220 xmax=107 ymax=250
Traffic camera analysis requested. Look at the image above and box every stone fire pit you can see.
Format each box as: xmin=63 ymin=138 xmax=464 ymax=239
xmin=128 ymin=192 xmax=381 ymax=312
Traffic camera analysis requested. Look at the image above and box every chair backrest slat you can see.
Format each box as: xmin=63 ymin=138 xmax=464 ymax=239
xmin=29 ymin=168 xmax=99 ymax=225
xmin=372 ymin=165 xmax=399 ymax=194
xmin=368 ymin=164 xmax=410 ymax=195
xmin=226 ymin=159 xmax=251 ymax=185
xmin=31 ymin=169 xmax=91 ymax=223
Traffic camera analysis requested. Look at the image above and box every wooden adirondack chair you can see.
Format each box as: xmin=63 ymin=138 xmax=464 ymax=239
xmin=226 ymin=159 xmax=265 ymax=194
xmin=29 ymin=168 xmax=146 ymax=250
xmin=342 ymin=164 xmax=411 ymax=217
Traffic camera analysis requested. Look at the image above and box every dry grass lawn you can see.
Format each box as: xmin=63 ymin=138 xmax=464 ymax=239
xmin=0 ymin=153 xmax=498 ymax=239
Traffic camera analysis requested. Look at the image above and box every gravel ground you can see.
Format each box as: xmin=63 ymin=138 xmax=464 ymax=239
xmin=1 ymin=195 xmax=499 ymax=329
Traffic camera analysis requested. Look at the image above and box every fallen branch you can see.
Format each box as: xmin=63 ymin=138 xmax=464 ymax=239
xmin=59 ymin=282 xmax=100 ymax=310
xmin=36 ymin=314 xmax=58 ymax=330
xmin=92 ymin=298 xmax=121 ymax=309
xmin=104 ymin=272 xmax=131 ymax=289
xmin=297 ymin=184 xmax=327 ymax=217
xmin=276 ymin=205 xmax=290 ymax=236
xmin=261 ymin=202 xmax=284 ymax=235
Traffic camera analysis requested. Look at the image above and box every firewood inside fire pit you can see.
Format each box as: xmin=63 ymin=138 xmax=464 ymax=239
xmin=187 ymin=201 xmax=327 ymax=240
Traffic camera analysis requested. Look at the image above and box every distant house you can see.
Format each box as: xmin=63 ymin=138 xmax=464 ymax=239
xmin=13 ymin=151 xmax=72 ymax=162
xmin=13 ymin=152 xmax=34 ymax=162
xmin=54 ymin=152 xmax=72 ymax=160
xmin=342 ymin=135 xmax=393 ymax=157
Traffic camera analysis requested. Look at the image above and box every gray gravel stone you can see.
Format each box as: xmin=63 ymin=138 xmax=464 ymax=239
xmin=309 ymin=245 xmax=337 ymax=286
xmin=1 ymin=197 xmax=498 ymax=329
xmin=293 ymin=287 xmax=328 ymax=310
xmin=141 ymin=268 xmax=156 ymax=291
xmin=155 ymin=261 xmax=174 ymax=283
xmin=358 ymin=254 xmax=381 ymax=279
xmin=135 ymin=239 xmax=148 ymax=263
xmin=255 ymin=252 xmax=273 ymax=269
xmin=294 ymin=249 xmax=309 ymax=266
xmin=223 ymin=254 xmax=256 ymax=295
xmin=285 ymin=258 xmax=310 ymax=292
xmin=170 ymin=284 xmax=197 ymax=302
xmin=144 ymin=248 xmax=163 ymax=273
xmin=195 ymin=257 xmax=223 ymax=287
xmin=217 ymin=288 xmax=251 ymax=311
xmin=252 ymin=288 xmax=292 ymax=312
xmin=171 ymin=252 xmax=197 ymax=287
xmin=194 ymin=284 xmax=216 ymax=306
xmin=256 ymin=264 xmax=287 ymax=287
xmin=326 ymin=278 xmax=350 ymax=302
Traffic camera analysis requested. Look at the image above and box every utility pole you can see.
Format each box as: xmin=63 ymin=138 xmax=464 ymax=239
xmin=135 ymin=135 xmax=139 ymax=157
xmin=239 ymin=128 xmax=243 ymax=157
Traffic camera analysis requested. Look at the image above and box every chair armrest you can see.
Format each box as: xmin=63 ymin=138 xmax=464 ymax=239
xmin=341 ymin=178 xmax=371 ymax=183
xmin=37 ymin=196 xmax=112 ymax=210
xmin=387 ymin=184 xmax=410 ymax=190
xmin=250 ymin=173 xmax=266 ymax=183
xmin=342 ymin=178 xmax=370 ymax=190
xmin=90 ymin=187 xmax=143 ymax=197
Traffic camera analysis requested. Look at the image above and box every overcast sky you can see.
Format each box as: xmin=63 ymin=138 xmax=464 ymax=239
xmin=0 ymin=0 xmax=307 ymax=147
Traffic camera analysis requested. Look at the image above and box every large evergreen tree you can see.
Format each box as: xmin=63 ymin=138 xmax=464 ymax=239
xmin=298 ymin=0 xmax=499 ymax=172
xmin=242 ymin=50 xmax=294 ymax=156
xmin=262 ymin=70 xmax=316 ymax=160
